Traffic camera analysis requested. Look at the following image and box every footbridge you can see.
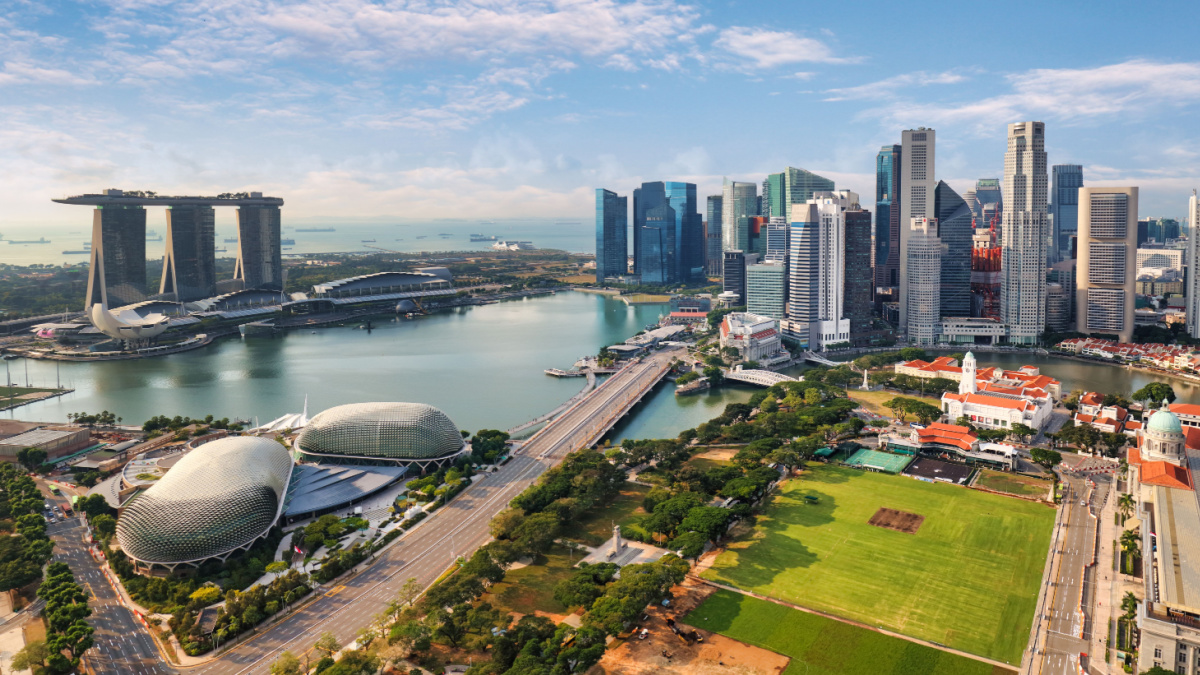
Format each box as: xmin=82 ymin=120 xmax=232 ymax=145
xmin=803 ymin=351 xmax=840 ymax=367
xmin=725 ymin=369 xmax=799 ymax=387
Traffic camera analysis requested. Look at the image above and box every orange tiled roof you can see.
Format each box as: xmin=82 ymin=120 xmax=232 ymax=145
xmin=960 ymin=393 xmax=1031 ymax=411
xmin=1187 ymin=427 xmax=1200 ymax=450
xmin=1170 ymin=403 xmax=1200 ymax=418
xmin=917 ymin=422 xmax=977 ymax=451
xmin=1081 ymin=392 xmax=1104 ymax=406
xmin=1141 ymin=461 xmax=1193 ymax=490
xmin=1128 ymin=446 xmax=1143 ymax=465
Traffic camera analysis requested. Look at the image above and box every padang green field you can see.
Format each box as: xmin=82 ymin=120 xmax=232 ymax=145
xmin=701 ymin=462 xmax=1055 ymax=664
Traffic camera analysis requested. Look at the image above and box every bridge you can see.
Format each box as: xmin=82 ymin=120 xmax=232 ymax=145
xmin=803 ymin=351 xmax=841 ymax=367
xmin=184 ymin=348 xmax=683 ymax=675
xmin=725 ymin=369 xmax=800 ymax=387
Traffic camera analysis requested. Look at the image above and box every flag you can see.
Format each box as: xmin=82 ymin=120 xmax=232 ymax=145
xmin=294 ymin=545 xmax=303 ymax=556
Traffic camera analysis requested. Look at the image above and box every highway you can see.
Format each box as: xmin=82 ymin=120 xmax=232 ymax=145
xmin=183 ymin=347 xmax=682 ymax=675
xmin=1035 ymin=474 xmax=1109 ymax=675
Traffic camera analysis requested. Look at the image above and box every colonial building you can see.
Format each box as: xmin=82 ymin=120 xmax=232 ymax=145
xmin=1074 ymin=391 xmax=1142 ymax=436
xmin=883 ymin=421 xmax=1017 ymax=471
xmin=719 ymin=312 xmax=790 ymax=365
xmin=939 ymin=352 xmax=1053 ymax=430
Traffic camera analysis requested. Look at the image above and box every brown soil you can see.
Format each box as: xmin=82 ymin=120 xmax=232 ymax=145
xmin=588 ymin=578 xmax=789 ymax=675
xmin=868 ymin=507 xmax=925 ymax=534
xmin=693 ymin=448 xmax=739 ymax=462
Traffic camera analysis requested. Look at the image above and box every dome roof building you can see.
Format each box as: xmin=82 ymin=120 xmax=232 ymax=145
xmin=1141 ymin=402 xmax=1186 ymax=464
xmin=115 ymin=436 xmax=293 ymax=571
xmin=297 ymin=402 xmax=466 ymax=468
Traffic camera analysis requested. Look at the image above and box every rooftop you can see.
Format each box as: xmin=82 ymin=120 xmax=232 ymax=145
xmin=53 ymin=190 xmax=283 ymax=207
xmin=1153 ymin=484 xmax=1200 ymax=613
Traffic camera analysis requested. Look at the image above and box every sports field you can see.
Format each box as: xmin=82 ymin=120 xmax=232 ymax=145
xmin=701 ymin=462 xmax=1054 ymax=664
xmin=685 ymin=590 xmax=1010 ymax=675
xmin=844 ymin=448 xmax=912 ymax=473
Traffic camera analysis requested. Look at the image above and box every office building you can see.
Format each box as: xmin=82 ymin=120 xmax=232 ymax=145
xmin=84 ymin=203 xmax=148 ymax=309
xmin=638 ymin=203 xmax=673 ymax=284
xmin=764 ymin=218 xmax=789 ymax=262
xmin=764 ymin=167 xmax=836 ymax=224
xmin=1138 ymin=218 xmax=1151 ymax=247
xmin=594 ymin=189 xmax=628 ymax=283
xmin=1049 ymin=259 xmax=1077 ymax=328
xmin=1000 ymin=121 xmax=1049 ymax=345
xmin=705 ymin=195 xmax=723 ymax=276
xmin=762 ymin=173 xmax=782 ymax=220
xmin=1050 ymin=165 xmax=1084 ymax=261
xmin=974 ymin=179 xmax=1002 ymax=216
xmin=665 ymin=181 xmax=704 ymax=281
xmin=722 ymin=250 xmax=758 ymax=305
xmin=906 ymin=217 xmax=942 ymax=345
xmin=631 ymin=181 xmax=701 ymax=284
xmin=1076 ymin=187 xmax=1138 ymax=343
xmin=786 ymin=191 xmax=856 ymax=349
xmin=1046 ymin=283 xmax=1070 ymax=332
xmin=935 ymin=181 xmax=974 ymax=318
xmin=632 ymin=182 xmax=665 ymax=276
xmin=233 ymin=204 xmax=283 ymax=291
xmin=845 ymin=207 xmax=874 ymax=335
xmin=1137 ymin=248 xmax=1183 ymax=273
xmin=875 ymin=145 xmax=902 ymax=297
xmin=721 ymin=179 xmax=759 ymax=253
xmin=746 ymin=262 xmax=787 ymax=320
xmin=899 ymin=128 xmax=937 ymax=333
xmin=1185 ymin=191 xmax=1200 ymax=338
xmin=160 ymin=204 xmax=217 ymax=301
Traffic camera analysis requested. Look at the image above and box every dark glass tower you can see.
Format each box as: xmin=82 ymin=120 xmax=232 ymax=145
xmin=234 ymin=205 xmax=283 ymax=291
xmin=86 ymin=205 xmax=147 ymax=309
xmin=705 ymin=195 xmax=723 ymax=276
xmin=845 ymin=208 xmax=874 ymax=334
xmin=935 ymin=181 xmax=974 ymax=318
xmin=632 ymin=182 xmax=665 ymax=276
xmin=160 ymin=204 xmax=216 ymax=301
xmin=875 ymin=145 xmax=901 ymax=293
xmin=639 ymin=204 xmax=674 ymax=284
xmin=1050 ymin=165 xmax=1083 ymax=261
xmin=664 ymin=181 xmax=702 ymax=281
xmin=594 ymin=189 xmax=628 ymax=283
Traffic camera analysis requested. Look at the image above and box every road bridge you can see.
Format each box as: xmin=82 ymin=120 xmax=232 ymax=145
xmin=724 ymin=369 xmax=799 ymax=387
xmin=184 ymin=348 xmax=682 ymax=675
xmin=803 ymin=351 xmax=841 ymax=367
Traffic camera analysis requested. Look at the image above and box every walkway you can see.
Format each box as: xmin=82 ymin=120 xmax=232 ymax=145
xmin=802 ymin=351 xmax=840 ymax=367
xmin=508 ymin=370 xmax=597 ymax=436
xmin=724 ymin=369 xmax=798 ymax=387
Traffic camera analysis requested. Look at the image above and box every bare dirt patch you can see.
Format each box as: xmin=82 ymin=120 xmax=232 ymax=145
xmin=693 ymin=448 xmax=739 ymax=462
xmin=868 ymin=507 xmax=925 ymax=534
xmin=588 ymin=578 xmax=789 ymax=675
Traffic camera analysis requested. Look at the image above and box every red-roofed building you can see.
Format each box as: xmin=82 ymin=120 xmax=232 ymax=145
xmin=664 ymin=311 xmax=708 ymax=325
xmin=884 ymin=421 xmax=1016 ymax=470
xmin=941 ymin=391 xmax=1051 ymax=431
xmin=1074 ymin=391 xmax=1138 ymax=436
xmin=719 ymin=312 xmax=789 ymax=365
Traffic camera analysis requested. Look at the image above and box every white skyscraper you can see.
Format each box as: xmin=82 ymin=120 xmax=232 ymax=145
xmin=1000 ymin=121 xmax=1048 ymax=345
xmin=1076 ymin=187 xmax=1138 ymax=343
xmin=898 ymin=128 xmax=936 ymax=334
xmin=786 ymin=190 xmax=856 ymax=349
xmin=905 ymin=217 xmax=942 ymax=345
xmin=1187 ymin=190 xmax=1200 ymax=338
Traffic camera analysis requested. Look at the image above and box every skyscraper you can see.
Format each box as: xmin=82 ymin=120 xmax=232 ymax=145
xmin=974 ymin=179 xmax=1002 ymax=212
xmin=935 ymin=181 xmax=973 ymax=318
xmin=234 ymin=204 xmax=283 ymax=291
xmin=845 ymin=206 xmax=874 ymax=336
xmin=765 ymin=167 xmax=836 ymax=223
xmin=705 ymin=195 xmax=723 ymax=276
xmin=898 ymin=128 xmax=936 ymax=333
xmin=875 ymin=145 xmax=901 ymax=296
xmin=787 ymin=191 xmax=855 ymax=349
xmin=1050 ymin=165 xmax=1084 ymax=262
xmin=632 ymin=182 xmax=665 ymax=275
xmin=721 ymin=179 xmax=758 ymax=253
xmin=85 ymin=204 xmax=147 ymax=309
xmin=746 ymin=262 xmax=787 ymax=320
xmin=762 ymin=173 xmax=784 ymax=220
xmin=722 ymin=251 xmax=757 ymax=304
xmin=160 ymin=204 xmax=216 ymax=301
xmin=1076 ymin=187 xmax=1138 ymax=342
xmin=906 ymin=217 xmax=942 ymax=345
xmin=631 ymin=181 xmax=700 ymax=284
xmin=594 ymin=189 xmax=628 ymax=283
xmin=638 ymin=203 xmax=674 ymax=284
xmin=1187 ymin=191 xmax=1200 ymax=338
xmin=1000 ymin=121 xmax=1048 ymax=345
xmin=665 ymin=181 xmax=704 ymax=281
xmin=786 ymin=202 xmax=819 ymax=349
xmin=764 ymin=219 xmax=789 ymax=262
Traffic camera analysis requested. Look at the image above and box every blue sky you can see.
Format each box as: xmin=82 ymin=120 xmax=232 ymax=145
xmin=2 ymin=0 xmax=1198 ymax=227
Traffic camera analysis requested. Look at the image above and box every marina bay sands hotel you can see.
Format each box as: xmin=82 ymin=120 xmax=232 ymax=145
xmin=53 ymin=189 xmax=284 ymax=308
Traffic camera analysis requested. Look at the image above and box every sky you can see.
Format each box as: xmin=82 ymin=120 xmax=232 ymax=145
xmin=2 ymin=0 xmax=1199 ymax=229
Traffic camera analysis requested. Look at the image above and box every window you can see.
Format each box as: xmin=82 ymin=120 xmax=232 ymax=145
xmin=1156 ymin=648 xmax=1163 ymax=659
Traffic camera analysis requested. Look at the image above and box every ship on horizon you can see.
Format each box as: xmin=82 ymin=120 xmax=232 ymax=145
xmin=297 ymin=227 xmax=336 ymax=232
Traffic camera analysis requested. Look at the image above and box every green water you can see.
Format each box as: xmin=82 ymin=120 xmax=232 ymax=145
xmin=7 ymin=292 xmax=1199 ymax=442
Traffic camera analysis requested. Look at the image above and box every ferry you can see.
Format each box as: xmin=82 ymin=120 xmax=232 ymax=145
xmin=8 ymin=237 xmax=49 ymax=244
xmin=361 ymin=239 xmax=376 ymax=243
xmin=281 ymin=238 xmax=295 ymax=246
xmin=297 ymin=227 xmax=335 ymax=232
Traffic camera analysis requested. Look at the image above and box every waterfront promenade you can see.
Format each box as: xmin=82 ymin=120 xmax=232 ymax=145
xmin=180 ymin=347 xmax=681 ymax=675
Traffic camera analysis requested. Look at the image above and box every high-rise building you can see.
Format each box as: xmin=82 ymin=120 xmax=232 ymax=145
xmin=1046 ymin=283 xmax=1070 ymax=332
xmin=1137 ymin=218 xmax=1152 ymax=247
xmin=160 ymin=204 xmax=216 ymax=301
xmin=632 ymin=181 xmax=700 ymax=283
xmin=1076 ymin=187 xmax=1138 ymax=343
xmin=84 ymin=204 xmax=147 ymax=309
xmin=875 ymin=145 xmax=902 ymax=296
xmin=638 ymin=203 xmax=674 ymax=284
xmin=1185 ymin=191 xmax=1200 ymax=338
xmin=1160 ymin=217 xmax=1181 ymax=241
xmin=899 ymin=128 xmax=936 ymax=333
xmin=1049 ymin=259 xmax=1077 ymax=328
xmin=762 ymin=173 xmax=783 ymax=220
xmin=746 ymin=262 xmax=787 ymax=320
xmin=665 ymin=181 xmax=704 ymax=281
xmin=748 ymin=216 xmax=767 ymax=257
xmin=232 ymin=204 xmax=283 ymax=292
xmin=765 ymin=167 xmax=836 ymax=224
xmin=705 ymin=196 xmax=723 ymax=276
xmin=632 ymin=182 xmax=665 ymax=275
xmin=1000 ymin=121 xmax=1048 ymax=345
xmin=764 ymin=219 xmax=789 ymax=262
xmin=786 ymin=191 xmax=855 ymax=349
xmin=1050 ymin=165 xmax=1084 ymax=261
xmin=974 ymin=179 xmax=1002 ymax=211
xmin=906 ymin=217 xmax=942 ymax=345
xmin=721 ymin=179 xmax=759 ymax=253
xmin=935 ymin=181 xmax=973 ymax=318
xmin=722 ymin=251 xmax=758 ymax=304
xmin=845 ymin=207 xmax=874 ymax=335
xmin=594 ymin=189 xmax=628 ymax=283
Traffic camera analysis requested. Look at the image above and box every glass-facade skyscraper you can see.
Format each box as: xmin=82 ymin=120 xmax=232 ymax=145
xmin=594 ymin=189 xmax=628 ymax=283
xmin=1050 ymin=165 xmax=1083 ymax=261
xmin=875 ymin=145 xmax=901 ymax=294
xmin=664 ymin=181 xmax=703 ymax=281
xmin=234 ymin=204 xmax=283 ymax=291
xmin=721 ymin=179 xmax=759 ymax=253
xmin=631 ymin=181 xmax=700 ymax=284
xmin=86 ymin=205 xmax=148 ymax=309
xmin=934 ymin=181 xmax=974 ymax=318
xmin=705 ymin=196 xmax=723 ymax=277
xmin=632 ymin=182 xmax=665 ymax=276
xmin=845 ymin=208 xmax=874 ymax=335
xmin=160 ymin=204 xmax=216 ymax=301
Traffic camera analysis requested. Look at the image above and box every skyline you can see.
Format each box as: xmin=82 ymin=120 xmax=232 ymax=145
xmin=3 ymin=0 xmax=1199 ymax=228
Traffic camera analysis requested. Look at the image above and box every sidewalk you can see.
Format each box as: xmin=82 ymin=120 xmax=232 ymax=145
xmin=1091 ymin=487 xmax=1116 ymax=675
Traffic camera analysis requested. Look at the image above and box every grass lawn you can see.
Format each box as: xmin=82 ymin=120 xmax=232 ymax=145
xmin=685 ymin=590 xmax=1009 ymax=675
xmin=483 ymin=545 xmax=581 ymax=616
xmin=702 ymin=462 xmax=1054 ymax=664
xmin=687 ymin=457 xmax=730 ymax=472
xmin=556 ymin=274 xmax=596 ymax=284
xmin=621 ymin=293 xmax=672 ymax=304
xmin=974 ymin=470 xmax=1052 ymax=498
xmin=847 ymin=390 xmax=941 ymax=418
xmin=566 ymin=482 xmax=652 ymax=547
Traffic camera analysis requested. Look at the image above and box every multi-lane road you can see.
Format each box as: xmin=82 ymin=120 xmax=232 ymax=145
xmin=171 ymin=348 xmax=681 ymax=675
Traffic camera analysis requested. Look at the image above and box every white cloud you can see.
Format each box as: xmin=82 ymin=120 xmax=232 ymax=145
xmin=823 ymin=70 xmax=968 ymax=101
xmin=714 ymin=27 xmax=852 ymax=69
xmin=0 ymin=61 xmax=97 ymax=86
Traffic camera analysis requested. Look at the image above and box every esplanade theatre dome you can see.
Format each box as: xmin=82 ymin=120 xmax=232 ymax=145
xmin=116 ymin=436 xmax=293 ymax=569
xmin=297 ymin=402 xmax=466 ymax=464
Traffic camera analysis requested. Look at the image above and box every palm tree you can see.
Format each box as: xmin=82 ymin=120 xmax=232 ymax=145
xmin=1118 ymin=494 xmax=1135 ymax=522
xmin=1121 ymin=591 xmax=1139 ymax=620
xmin=1120 ymin=529 xmax=1142 ymax=559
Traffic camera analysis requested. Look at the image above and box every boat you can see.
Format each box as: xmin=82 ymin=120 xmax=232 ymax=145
xmin=281 ymin=238 xmax=295 ymax=246
xmin=62 ymin=250 xmax=89 ymax=254
xmin=416 ymin=236 xmax=427 ymax=239
xmin=439 ymin=233 xmax=453 ymax=237
xmin=470 ymin=235 xmax=497 ymax=242
xmin=8 ymin=238 xmax=50 ymax=244
xmin=361 ymin=239 xmax=376 ymax=243
xmin=239 ymin=320 xmax=277 ymax=337
xmin=214 ymin=247 xmax=228 ymax=253
xmin=224 ymin=237 xmax=239 ymax=243
xmin=297 ymin=227 xmax=335 ymax=232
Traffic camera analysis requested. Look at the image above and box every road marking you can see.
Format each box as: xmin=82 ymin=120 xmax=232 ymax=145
xmin=324 ymin=585 xmax=346 ymax=597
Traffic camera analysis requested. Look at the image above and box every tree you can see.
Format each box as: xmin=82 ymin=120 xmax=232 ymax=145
xmin=910 ymin=401 xmax=943 ymax=426
xmin=677 ymin=506 xmax=733 ymax=542
xmin=80 ymin=494 xmax=114 ymax=518
xmin=1131 ymin=382 xmax=1177 ymax=405
xmin=1118 ymin=493 xmax=1135 ymax=521
xmin=512 ymin=512 xmax=560 ymax=555
xmin=92 ymin=513 xmax=116 ymax=539
xmin=489 ymin=508 xmax=525 ymax=540
xmin=315 ymin=631 xmax=341 ymax=658
xmin=265 ymin=561 xmax=289 ymax=576
xmin=11 ymin=639 xmax=48 ymax=671
xmin=1120 ymin=529 xmax=1141 ymax=560
xmin=1009 ymin=423 xmax=1037 ymax=442
xmin=1030 ymin=447 xmax=1062 ymax=469
xmin=270 ymin=650 xmax=303 ymax=675
xmin=1121 ymin=591 xmax=1139 ymax=620
xmin=1101 ymin=432 xmax=1128 ymax=458
xmin=189 ymin=586 xmax=222 ymax=606
xmin=16 ymin=447 xmax=47 ymax=472
xmin=1142 ymin=667 xmax=1174 ymax=675
xmin=882 ymin=397 xmax=907 ymax=421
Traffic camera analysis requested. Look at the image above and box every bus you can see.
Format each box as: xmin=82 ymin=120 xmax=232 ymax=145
xmin=48 ymin=484 xmax=60 ymax=496
xmin=60 ymin=502 xmax=73 ymax=517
